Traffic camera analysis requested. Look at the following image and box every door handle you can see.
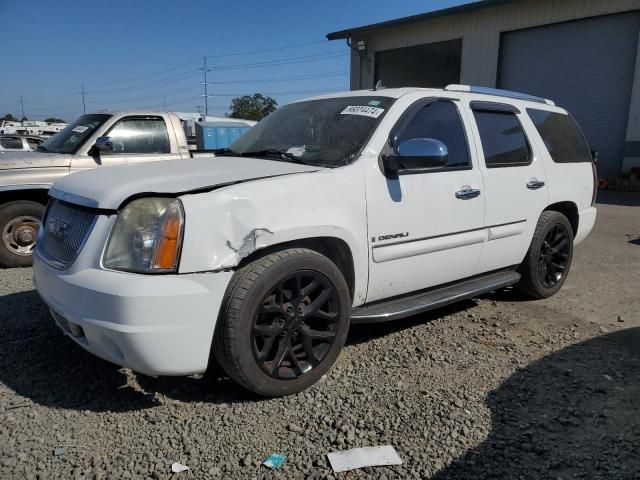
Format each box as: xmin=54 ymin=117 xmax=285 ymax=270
xmin=455 ymin=188 xmax=481 ymax=200
xmin=526 ymin=179 xmax=545 ymax=190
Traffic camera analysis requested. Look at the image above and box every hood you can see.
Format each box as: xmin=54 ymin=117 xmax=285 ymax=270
xmin=0 ymin=151 xmax=73 ymax=170
xmin=50 ymin=156 xmax=325 ymax=210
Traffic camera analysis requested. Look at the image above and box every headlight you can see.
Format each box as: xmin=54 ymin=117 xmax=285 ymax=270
xmin=103 ymin=197 xmax=184 ymax=273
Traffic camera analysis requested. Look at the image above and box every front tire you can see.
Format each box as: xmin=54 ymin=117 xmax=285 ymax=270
xmin=518 ymin=211 xmax=574 ymax=299
xmin=0 ymin=200 xmax=45 ymax=268
xmin=214 ymin=248 xmax=351 ymax=397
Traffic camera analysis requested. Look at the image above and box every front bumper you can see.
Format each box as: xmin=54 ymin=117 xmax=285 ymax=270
xmin=33 ymin=252 xmax=233 ymax=376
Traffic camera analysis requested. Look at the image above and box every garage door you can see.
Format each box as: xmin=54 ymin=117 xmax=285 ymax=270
xmin=498 ymin=12 xmax=640 ymax=179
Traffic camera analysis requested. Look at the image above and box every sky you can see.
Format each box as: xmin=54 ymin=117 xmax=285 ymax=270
xmin=0 ymin=0 xmax=474 ymax=121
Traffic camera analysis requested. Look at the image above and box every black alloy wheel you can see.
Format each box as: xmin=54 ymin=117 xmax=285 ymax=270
xmin=214 ymin=248 xmax=350 ymax=397
xmin=538 ymin=223 xmax=571 ymax=288
xmin=518 ymin=210 xmax=574 ymax=299
xmin=252 ymin=270 xmax=340 ymax=380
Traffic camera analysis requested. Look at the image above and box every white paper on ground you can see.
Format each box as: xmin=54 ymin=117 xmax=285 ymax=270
xmin=327 ymin=445 xmax=402 ymax=473
xmin=171 ymin=462 xmax=189 ymax=473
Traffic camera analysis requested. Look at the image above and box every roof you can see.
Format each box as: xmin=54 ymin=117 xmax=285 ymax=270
xmin=292 ymin=86 xmax=566 ymax=113
xmin=326 ymin=0 xmax=521 ymax=40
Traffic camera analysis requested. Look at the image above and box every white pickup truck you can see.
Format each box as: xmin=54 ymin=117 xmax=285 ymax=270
xmin=33 ymin=86 xmax=597 ymax=397
xmin=0 ymin=111 xmax=252 ymax=267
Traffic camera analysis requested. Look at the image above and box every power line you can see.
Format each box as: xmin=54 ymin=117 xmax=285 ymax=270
xmin=204 ymin=71 xmax=347 ymax=85
xmin=205 ymin=40 xmax=327 ymax=59
xmin=87 ymin=70 xmax=201 ymax=95
xmin=88 ymin=59 xmax=202 ymax=87
xmin=208 ymin=52 xmax=348 ymax=71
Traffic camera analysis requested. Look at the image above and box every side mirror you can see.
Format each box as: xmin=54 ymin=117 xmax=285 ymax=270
xmin=382 ymin=138 xmax=448 ymax=176
xmin=94 ymin=136 xmax=113 ymax=153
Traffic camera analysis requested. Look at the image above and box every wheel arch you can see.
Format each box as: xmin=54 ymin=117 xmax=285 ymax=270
xmin=237 ymin=236 xmax=356 ymax=301
xmin=544 ymin=201 xmax=578 ymax=237
xmin=0 ymin=188 xmax=50 ymax=207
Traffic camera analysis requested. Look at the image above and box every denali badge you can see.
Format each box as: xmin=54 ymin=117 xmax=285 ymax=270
xmin=372 ymin=232 xmax=409 ymax=242
xmin=46 ymin=217 xmax=69 ymax=239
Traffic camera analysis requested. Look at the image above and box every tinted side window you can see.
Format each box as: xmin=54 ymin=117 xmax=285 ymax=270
xmin=396 ymin=100 xmax=470 ymax=168
xmin=473 ymin=110 xmax=530 ymax=167
xmin=527 ymin=109 xmax=592 ymax=163
xmin=0 ymin=137 xmax=23 ymax=149
xmin=106 ymin=117 xmax=170 ymax=154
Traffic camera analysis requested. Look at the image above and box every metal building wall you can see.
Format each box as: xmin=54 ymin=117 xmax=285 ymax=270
xmin=499 ymin=12 xmax=640 ymax=179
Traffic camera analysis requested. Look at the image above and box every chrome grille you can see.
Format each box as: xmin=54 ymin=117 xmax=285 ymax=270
xmin=39 ymin=199 xmax=97 ymax=268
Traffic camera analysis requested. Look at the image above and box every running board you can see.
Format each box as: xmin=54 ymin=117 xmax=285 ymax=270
xmin=350 ymin=270 xmax=521 ymax=323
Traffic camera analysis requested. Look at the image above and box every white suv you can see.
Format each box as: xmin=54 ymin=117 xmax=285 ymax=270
xmin=33 ymin=85 xmax=597 ymax=397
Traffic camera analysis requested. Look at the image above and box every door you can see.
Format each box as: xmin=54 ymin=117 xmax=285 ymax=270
xmin=498 ymin=12 xmax=640 ymax=179
xmin=97 ymin=115 xmax=181 ymax=165
xmin=464 ymin=102 xmax=548 ymax=273
xmin=365 ymin=97 xmax=485 ymax=303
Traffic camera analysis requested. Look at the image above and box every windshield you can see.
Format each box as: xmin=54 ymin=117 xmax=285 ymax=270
xmin=228 ymin=96 xmax=394 ymax=167
xmin=39 ymin=114 xmax=111 ymax=154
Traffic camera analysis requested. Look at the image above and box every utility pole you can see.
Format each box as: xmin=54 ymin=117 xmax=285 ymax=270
xmin=200 ymin=57 xmax=210 ymax=118
xmin=80 ymin=84 xmax=87 ymax=114
xmin=19 ymin=96 xmax=25 ymax=122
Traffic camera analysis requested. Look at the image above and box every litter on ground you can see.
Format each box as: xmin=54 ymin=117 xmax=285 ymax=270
xmin=327 ymin=445 xmax=402 ymax=473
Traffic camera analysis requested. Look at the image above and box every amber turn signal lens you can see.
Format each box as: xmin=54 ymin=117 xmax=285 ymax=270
xmin=152 ymin=210 xmax=182 ymax=270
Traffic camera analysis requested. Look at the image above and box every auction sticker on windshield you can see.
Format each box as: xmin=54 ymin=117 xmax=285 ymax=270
xmin=72 ymin=126 xmax=89 ymax=133
xmin=340 ymin=105 xmax=385 ymax=118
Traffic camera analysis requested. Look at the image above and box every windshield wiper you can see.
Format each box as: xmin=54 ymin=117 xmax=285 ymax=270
xmin=212 ymin=147 xmax=241 ymax=156
xmin=240 ymin=149 xmax=308 ymax=165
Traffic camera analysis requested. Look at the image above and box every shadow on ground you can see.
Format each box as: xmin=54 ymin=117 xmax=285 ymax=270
xmin=1 ymin=287 xmax=477 ymax=411
xmin=0 ymin=290 xmax=255 ymax=412
xmin=435 ymin=327 xmax=640 ymax=479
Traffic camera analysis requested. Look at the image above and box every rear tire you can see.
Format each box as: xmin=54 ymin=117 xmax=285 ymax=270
xmin=214 ymin=248 xmax=350 ymax=397
xmin=0 ymin=201 xmax=45 ymax=268
xmin=518 ymin=211 xmax=574 ymax=299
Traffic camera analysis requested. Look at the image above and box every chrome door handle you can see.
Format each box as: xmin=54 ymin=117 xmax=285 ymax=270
xmin=527 ymin=180 xmax=545 ymax=190
xmin=455 ymin=188 xmax=481 ymax=200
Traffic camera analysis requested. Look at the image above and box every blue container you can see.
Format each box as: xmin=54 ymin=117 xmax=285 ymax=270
xmin=195 ymin=121 xmax=252 ymax=150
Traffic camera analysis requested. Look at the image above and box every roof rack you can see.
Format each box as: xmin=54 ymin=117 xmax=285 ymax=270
xmin=444 ymin=84 xmax=555 ymax=106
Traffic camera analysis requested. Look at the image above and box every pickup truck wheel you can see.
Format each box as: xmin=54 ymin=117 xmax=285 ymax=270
xmin=518 ymin=211 xmax=573 ymax=299
xmin=0 ymin=201 xmax=45 ymax=268
xmin=214 ymin=248 xmax=351 ymax=397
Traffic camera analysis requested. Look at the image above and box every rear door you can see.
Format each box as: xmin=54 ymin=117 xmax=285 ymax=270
xmin=365 ymin=94 xmax=485 ymax=302
xmin=464 ymin=101 xmax=548 ymax=273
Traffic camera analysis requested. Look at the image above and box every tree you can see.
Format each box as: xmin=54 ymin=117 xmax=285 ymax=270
xmin=1 ymin=113 xmax=18 ymax=122
xmin=44 ymin=117 xmax=66 ymax=123
xmin=228 ymin=94 xmax=277 ymax=121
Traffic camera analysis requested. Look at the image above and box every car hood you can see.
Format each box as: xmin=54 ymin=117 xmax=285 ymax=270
xmin=0 ymin=151 xmax=73 ymax=170
xmin=50 ymin=156 xmax=326 ymax=210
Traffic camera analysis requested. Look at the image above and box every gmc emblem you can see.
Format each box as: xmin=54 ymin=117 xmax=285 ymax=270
xmin=46 ymin=217 xmax=69 ymax=239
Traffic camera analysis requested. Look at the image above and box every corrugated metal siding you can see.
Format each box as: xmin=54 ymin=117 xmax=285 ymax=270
xmin=499 ymin=13 xmax=640 ymax=178
xmin=353 ymin=0 xmax=640 ymax=88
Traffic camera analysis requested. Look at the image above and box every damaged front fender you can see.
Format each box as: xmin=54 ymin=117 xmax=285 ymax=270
xmin=176 ymin=168 xmax=369 ymax=305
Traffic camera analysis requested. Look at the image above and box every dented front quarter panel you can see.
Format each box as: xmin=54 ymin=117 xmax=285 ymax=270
xmin=178 ymin=164 xmax=369 ymax=305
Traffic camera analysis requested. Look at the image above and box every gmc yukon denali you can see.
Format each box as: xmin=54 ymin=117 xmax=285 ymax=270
xmin=33 ymin=86 xmax=597 ymax=397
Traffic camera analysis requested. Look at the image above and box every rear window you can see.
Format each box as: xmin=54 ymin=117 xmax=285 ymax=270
xmin=527 ymin=109 xmax=592 ymax=163
xmin=473 ymin=110 xmax=531 ymax=167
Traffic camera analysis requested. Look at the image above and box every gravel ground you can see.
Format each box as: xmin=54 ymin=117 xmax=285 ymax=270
xmin=1 ymin=192 xmax=639 ymax=479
